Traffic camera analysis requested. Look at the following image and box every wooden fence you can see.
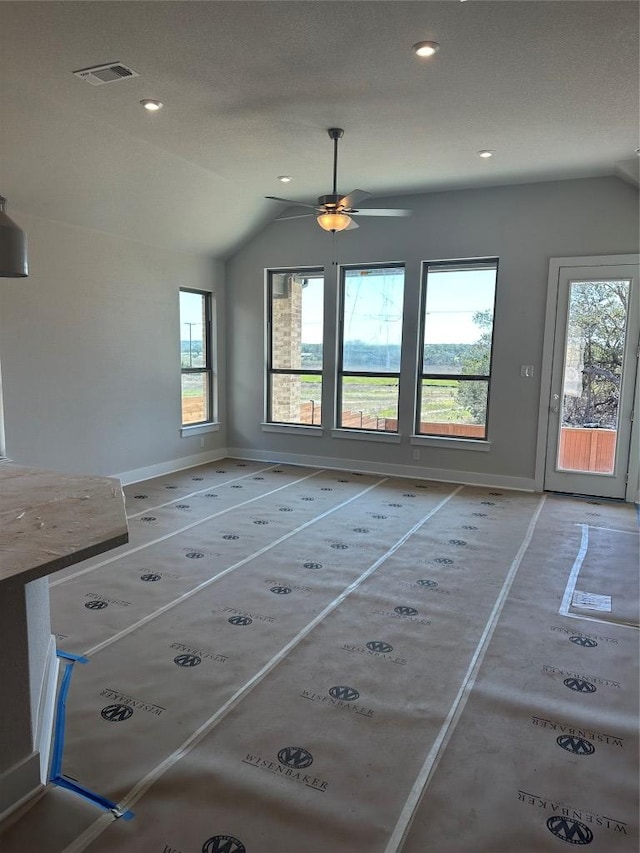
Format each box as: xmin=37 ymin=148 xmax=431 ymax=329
xmin=300 ymin=403 xmax=485 ymax=436
xmin=185 ymin=397 xmax=616 ymax=474
xmin=558 ymin=427 xmax=616 ymax=473
xmin=182 ymin=397 xmax=207 ymax=424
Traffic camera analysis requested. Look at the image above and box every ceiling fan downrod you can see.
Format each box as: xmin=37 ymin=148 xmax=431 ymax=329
xmin=323 ymin=127 xmax=345 ymax=209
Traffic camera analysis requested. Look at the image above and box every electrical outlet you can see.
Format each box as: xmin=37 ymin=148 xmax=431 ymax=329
xmin=412 ymin=449 xmax=421 ymax=461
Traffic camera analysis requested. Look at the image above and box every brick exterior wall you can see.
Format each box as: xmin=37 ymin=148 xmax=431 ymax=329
xmin=271 ymin=278 xmax=303 ymax=423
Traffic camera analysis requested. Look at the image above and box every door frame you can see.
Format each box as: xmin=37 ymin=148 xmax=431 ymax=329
xmin=535 ymin=254 xmax=640 ymax=502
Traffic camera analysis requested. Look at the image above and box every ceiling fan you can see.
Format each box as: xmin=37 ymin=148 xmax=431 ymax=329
xmin=266 ymin=128 xmax=412 ymax=232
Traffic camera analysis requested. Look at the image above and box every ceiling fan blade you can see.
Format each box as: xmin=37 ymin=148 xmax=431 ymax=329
xmin=345 ymin=218 xmax=360 ymax=230
xmin=265 ymin=196 xmax=318 ymax=210
xmin=273 ymin=213 xmax=315 ymax=222
xmin=351 ymin=208 xmax=413 ymax=217
xmin=339 ymin=189 xmax=372 ymax=209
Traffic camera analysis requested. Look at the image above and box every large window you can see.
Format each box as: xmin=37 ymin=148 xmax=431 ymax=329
xmin=180 ymin=288 xmax=214 ymax=426
xmin=267 ymin=269 xmax=324 ymax=425
xmin=338 ymin=264 xmax=405 ymax=432
xmin=417 ymin=260 xmax=498 ymax=439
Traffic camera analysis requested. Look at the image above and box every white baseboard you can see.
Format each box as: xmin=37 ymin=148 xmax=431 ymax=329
xmin=0 ymin=638 xmax=58 ymax=824
xmin=34 ymin=635 xmax=59 ymax=783
xmin=228 ymin=447 xmax=537 ymax=493
xmin=114 ymin=448 xmax=229 ymax=486
xmin=0 ymin=753 xmax=42 ymax=825
xmin=112 ymin=445 xmax=537 ymax=493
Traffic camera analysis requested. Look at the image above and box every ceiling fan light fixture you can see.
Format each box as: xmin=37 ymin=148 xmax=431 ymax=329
xmin=265 ymin=128 xmax=411 ymax=232
xmin=317 ymin=212 xmax=352 ymax=232
xmin=413 ymin=41 xmax=440 ymax=58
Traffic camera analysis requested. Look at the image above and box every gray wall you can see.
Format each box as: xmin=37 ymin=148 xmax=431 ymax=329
xmin=225 ymin=177 xmax=639 ymax=486
xmin=0 ymin=214 xmax=227 ymax=477
xmin=1 ymin=177 xmax=636 ymax=485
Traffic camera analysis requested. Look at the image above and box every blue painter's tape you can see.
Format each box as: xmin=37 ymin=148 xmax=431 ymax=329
xmin=49 ymin=661 xmax=74 ymax=779
xmin=56 ymin=650 xmax=89 ymax=664
xmin=48 ymin=653 xmax=134 ymax=821
xmin=51 ymin=775 xmax=134 ymax=821
xmin=116 ymin=808 xmax=136 ymax=821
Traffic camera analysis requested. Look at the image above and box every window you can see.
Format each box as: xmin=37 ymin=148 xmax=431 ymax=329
xmin=337 ymin=264 xmax=405 ymax=432
xmin=267 ymin=269 xmax=324 ymax=426
xmin=180 ymin=288 xmax=214 ymax=426
xmin=417 ymin=259 xmax=498 ymax=439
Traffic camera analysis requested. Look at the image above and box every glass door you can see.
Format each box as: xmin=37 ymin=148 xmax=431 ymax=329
xmin=544 ymin=264 xmax=639 ymax=499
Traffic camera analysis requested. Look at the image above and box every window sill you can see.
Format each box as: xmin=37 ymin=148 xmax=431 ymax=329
xmin=410 ymin=435 xmax=491 ymax=452
xmin=261 ymin=423 xmax=324 ymax=436
xmin=181 ymin=422 xmax=221 ymax=438
xmin=331 ymin=429 xmax=402 ymax=444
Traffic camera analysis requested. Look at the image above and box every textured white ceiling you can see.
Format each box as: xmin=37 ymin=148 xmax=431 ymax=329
xmin=0 ymin=1 xmax=638 ymax=258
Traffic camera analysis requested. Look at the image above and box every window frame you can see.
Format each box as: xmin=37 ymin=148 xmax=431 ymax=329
xmin=416 ymin=258 xmax=499 ymax=441
xmin=266 ymin=267 xmax=324 ymax=427
xmin=337 ymin=262 xmax=405 ymax=434
xmin=180 ymin=287 xmax=214 ymax=429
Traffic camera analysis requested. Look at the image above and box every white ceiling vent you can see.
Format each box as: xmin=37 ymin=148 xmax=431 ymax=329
xmin=73 ymin=62 xmax=139 ymax=86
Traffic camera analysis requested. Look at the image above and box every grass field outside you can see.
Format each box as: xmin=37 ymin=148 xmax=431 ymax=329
xmin=299 ymin=375 xmax=475 ymax=423
xmin=182 ymin=374 xmax=481 ymax=429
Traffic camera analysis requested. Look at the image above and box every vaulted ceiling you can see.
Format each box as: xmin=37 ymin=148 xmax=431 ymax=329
xmin=0 ymin=1 xmax=637 ymax=258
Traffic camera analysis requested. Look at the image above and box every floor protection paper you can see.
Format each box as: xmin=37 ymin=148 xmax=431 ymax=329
xmin=0 ymin=463 xmax=637 ymax=853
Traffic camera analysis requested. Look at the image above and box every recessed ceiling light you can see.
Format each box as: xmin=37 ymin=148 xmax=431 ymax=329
xmin=478 ymin=150 xmax=494 ymax=158
xmin=412 ymin=41 xmax=440 ymax=58
xmin=277 ymin=176 xmax=293 ymax=183
xmin=140 ymin=99 xmax=163 ymax=112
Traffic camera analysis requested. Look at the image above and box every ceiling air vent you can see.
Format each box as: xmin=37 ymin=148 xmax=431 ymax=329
xmin=73 ymin=62 xmax=139 ymax=86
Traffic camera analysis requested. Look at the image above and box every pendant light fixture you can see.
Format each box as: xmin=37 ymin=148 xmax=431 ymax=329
xmin=0 ymin=196 xmax=28 ymax=277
